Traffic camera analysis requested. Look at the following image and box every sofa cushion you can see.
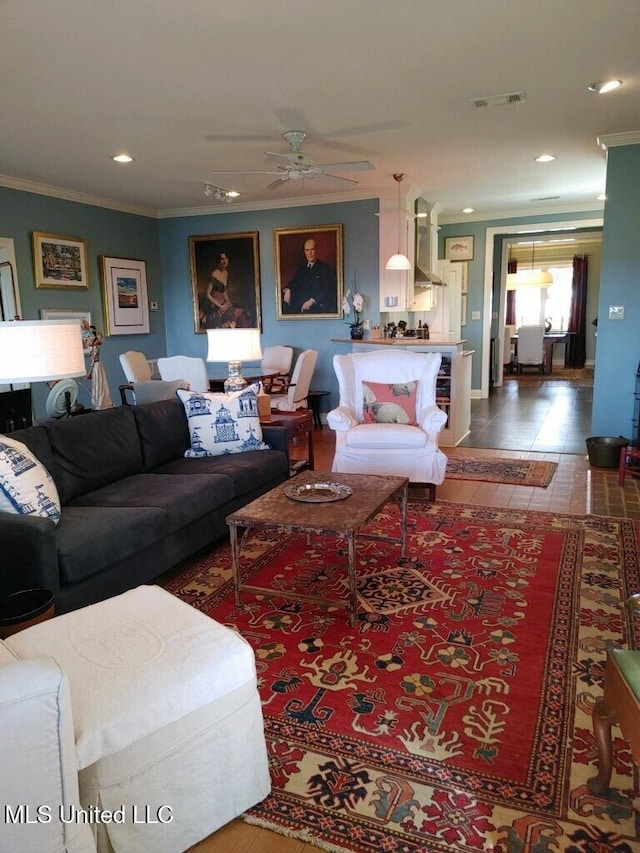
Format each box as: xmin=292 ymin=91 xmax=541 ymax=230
xmin=177 ymin=386 xmax=268 ymax=457
xmin=56 ymin=505 xmax=168 ymax=585
xmin=0 ymin=434 xmax=61 ymax=524
xmin=44 ymin=407 xmax=144 ymax=504
xmin=70 ymin=473 xmax=236 ymax=532
xmin=130 ymin=398 xmax=191 ymax=470
xmin=153 ymin=448 xmax=289 ymax=497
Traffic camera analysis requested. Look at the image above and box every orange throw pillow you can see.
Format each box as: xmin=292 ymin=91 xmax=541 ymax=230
xmin=362 ymin=380 xmax=419 ymax=425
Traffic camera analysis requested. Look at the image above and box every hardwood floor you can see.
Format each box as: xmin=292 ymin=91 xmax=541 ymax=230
xmin=189 ymin=396 xmax=639 ymax=852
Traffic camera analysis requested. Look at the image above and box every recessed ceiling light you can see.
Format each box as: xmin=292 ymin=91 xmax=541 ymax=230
xmin=535 ymin=154 xmax=556 ymax=163
xmin=416 ymin=212 xmax=428 ymax=218
xmin=588 ymin=79 xmax=622 ymax=94
xmin=461 ymin=207 xmax=474 ymax=214
xmin=112 ymin=153 xmax=133 ymax=163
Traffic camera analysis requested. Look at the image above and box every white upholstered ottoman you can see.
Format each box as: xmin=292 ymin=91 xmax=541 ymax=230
xmin=4 ymin=585 xmax=271 ymax=853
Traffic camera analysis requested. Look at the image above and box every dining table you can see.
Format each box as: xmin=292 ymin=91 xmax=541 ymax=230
xmin=511 ymin=332 xmax=568 ymax=374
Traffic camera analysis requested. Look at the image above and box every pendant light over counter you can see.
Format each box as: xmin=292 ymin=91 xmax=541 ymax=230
xmin=506 ymin=241 xmax=553 ymax=290
xmin=385 ymin=173 xmax=412 ymax=270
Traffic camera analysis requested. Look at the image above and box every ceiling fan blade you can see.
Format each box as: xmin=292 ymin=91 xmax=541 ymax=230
xmin=209 ymin=169 xmax=283 ymax=176
xmin=315 ymin=172 xmax=359 ymax=186
xmin=265 ymin=176 xmax=289 ymax=190
xmin=319 ymin=160 xmax=374 ymax=173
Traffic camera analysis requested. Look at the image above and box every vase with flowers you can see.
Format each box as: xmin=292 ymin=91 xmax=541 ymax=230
xmin=343 ymin=289 xmax=365 ymax=339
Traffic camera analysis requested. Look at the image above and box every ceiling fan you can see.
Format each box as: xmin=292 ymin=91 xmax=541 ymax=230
xmin=210 ymin=131 xmax=374 ymax=190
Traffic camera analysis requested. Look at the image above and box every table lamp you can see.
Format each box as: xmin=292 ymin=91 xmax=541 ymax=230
xmin=0 ymin=320 xmax=87 ymax=422
xmin=206 ymin=328 xmax=262 ymax=393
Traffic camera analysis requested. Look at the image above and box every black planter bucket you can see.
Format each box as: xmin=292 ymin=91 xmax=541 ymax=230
xmin=0 ymin=588 xmax=55 ymax=639
xmin=585 ymin=436 xmax=629 ymax=468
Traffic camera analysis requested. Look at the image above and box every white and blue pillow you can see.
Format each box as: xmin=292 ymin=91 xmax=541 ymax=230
xmin=177 ymin=384 xmax=268 ymax=457
xmin=0 ymin=434 xmax=61 ymax=524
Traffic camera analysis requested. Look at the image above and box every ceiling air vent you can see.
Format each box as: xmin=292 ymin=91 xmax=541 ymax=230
xmin=471 ymin=91 xmax=526 ymax=108
xmin=532 ymin=195 xmax=561 ymax=202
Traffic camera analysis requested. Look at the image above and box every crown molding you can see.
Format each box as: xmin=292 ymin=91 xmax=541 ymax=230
xmin=157 ymin=189 xmax=379 ymax=219
xmin=0 ymin=173 xmax=157 ymax=218
xmin=439 ymin=200 xmax=604 ymax=225
xmin=597 ymin=131 xmax=640 ymax=150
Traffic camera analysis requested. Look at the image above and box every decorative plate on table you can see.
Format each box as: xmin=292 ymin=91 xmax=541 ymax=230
xmin=284 ymin=482 xmax=353 ymax=503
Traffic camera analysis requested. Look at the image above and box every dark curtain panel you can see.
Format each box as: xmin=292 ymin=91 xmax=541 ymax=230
xmin=565 ymin=254 xmax=588 ymax=367
xmin=506 ymin=259 xmax=517 ymax=325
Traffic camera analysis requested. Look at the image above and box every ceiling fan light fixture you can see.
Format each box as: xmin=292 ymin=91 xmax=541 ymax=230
xmin=588 ymin=79 xmax=622 ymax=94
xmin=385 ymin=173 xmax=412 ymax=272
xmin=112 ymin=153 xmax=133 ymax=164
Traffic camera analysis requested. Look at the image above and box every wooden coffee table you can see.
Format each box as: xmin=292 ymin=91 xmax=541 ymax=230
xmin=226 ymin=471 xmax=408 ymax=625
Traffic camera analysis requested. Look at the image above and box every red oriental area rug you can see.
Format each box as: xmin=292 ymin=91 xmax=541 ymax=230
xmin=445 ymin=457 xmax=558 ymax=487
xmin=164 ymin=501 xmax=640 ymax=853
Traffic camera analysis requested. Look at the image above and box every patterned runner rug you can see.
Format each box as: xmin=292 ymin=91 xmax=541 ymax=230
xmin=164 ymin=502 xmax=639 ymax=853
xmin=446 ymin=457 xmax=558 ymax=487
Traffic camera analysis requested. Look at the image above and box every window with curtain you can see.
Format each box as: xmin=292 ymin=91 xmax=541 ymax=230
xmin=513 ymin=264 xmax=573 ymax=330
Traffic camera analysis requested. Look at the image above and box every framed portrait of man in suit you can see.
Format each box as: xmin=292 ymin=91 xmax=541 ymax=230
xmin=274 ymin=224 xmax=343 ymax=320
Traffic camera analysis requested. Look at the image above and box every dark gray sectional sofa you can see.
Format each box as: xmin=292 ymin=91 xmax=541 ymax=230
xmin=0 ymin=399 xmax=290 ymax=613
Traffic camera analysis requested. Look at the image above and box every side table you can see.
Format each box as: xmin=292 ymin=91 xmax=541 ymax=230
xmin=264 ymin=409 xmax=314 ymax=474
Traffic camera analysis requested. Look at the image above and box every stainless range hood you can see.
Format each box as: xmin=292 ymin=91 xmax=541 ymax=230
xmin=414 ymin=265 xmax=444 ymax=285
xmin=414 ymin=197 xmax=445 ymax=285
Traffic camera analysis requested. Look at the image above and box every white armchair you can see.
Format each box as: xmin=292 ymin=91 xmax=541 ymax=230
xmin=157 ymin=355 xmax=209 ymax=391
xmin=327 ymin=350 xmax=448 ymax=495
xmin=0 ymin=651 xmax=97 ymax=853
xmin=271 ymin=349 xmax=318 ymax=411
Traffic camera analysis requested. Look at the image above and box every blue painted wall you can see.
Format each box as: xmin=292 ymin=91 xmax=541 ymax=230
xmin=0 ymin=186 xmax=164 ymax=415
xmin=158 ymin=198 xmax=379 ymax=412
xmin=592 ymin=144 xmax=640 ymax=438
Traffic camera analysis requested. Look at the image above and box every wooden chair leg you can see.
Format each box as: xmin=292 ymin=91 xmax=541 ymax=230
xmin=588 ymin=697 xmax=617 ymax=795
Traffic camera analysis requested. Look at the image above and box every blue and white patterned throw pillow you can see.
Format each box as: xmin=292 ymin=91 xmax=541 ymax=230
xmin=177 ymin=384 xmax=269 ymax=457
xmin=0 ymin=434 xmax=61 ymax=524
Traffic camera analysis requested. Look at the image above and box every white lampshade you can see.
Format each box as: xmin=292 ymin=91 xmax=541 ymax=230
xmin=506 ymin=270 xmax=553 ymax=290
xmin=206 ymin=328 xmax=262 ymax=363
xmin=0 ymin=320 xmax=86 ymax=383
xmin=385 ymin=253 xmax=412 ymax=271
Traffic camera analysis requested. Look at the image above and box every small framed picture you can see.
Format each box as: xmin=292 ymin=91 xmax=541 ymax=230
xmin=40 ymin=308 xmax=93 ymax=350
xmin=274 ymin=224 xmax=343 ymax=320
xmin=445 ymin=235 xmax=474 ymax=262
xmin=32 ymin=232 xmax=89 ymax=289
xmin=100 ymin=256 xmax=150 ymax=335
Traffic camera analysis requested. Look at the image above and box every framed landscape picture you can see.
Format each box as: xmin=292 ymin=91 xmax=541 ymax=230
xmin=274 ymin=224 xmax=343 ymax=320
xmin=32 ymin=232 xmax=89 ymax=289
xmin=189 ymin=231 xmax=261 ymax=334
xmin=445 ymin=235 xmax=474 ymax=261
xmin=100 ymin=256 xmax=150 ymax=335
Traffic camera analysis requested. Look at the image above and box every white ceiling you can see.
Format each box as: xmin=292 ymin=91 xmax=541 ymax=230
xmin=1 ymin=0 xmax=639 ymax=220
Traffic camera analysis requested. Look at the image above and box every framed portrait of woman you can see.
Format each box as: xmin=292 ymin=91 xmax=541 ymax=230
xmin=189 ymin=232 xmax=261 ymax=334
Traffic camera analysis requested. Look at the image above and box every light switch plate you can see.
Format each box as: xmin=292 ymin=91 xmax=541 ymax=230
xmin=608 ymin=305 xmax=624 ymax=320
xmin=150 ymin=301 xmax=159 ymax=311
xmin=471 ymin=310 xmax=481 ymax=320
